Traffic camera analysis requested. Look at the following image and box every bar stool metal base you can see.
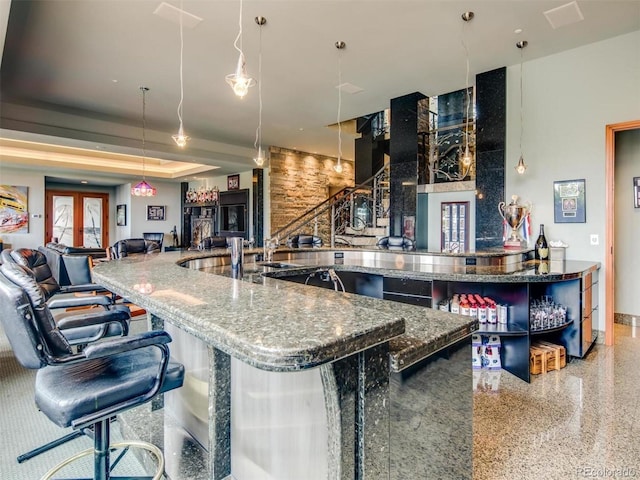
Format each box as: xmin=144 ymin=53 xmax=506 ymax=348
xmin=40 ymin=440 xmax=165 ymax=480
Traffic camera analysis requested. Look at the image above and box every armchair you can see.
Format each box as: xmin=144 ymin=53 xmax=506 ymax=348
xmin=0 ymin=266 xmax=184 ymax=480
xmin=286 ymin=234 xmax=323 ymax=248
xmin=111 ymin=238 xmax=161 ymax=259
xmin=143 ymin=232 xmax=164 ymax=249
xmin=3 ymin=250 xmax=129 ymax=347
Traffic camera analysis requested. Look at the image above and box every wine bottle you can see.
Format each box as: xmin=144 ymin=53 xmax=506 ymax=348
xmin=535 ymin=224 xmax=549 ymax=261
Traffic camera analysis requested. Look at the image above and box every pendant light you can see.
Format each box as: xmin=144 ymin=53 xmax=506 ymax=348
xmin=253 ymin=16 xmax=266 ymax=167
xmin=172 ymin=3 xmax=190 ymax=147
xmin=225 ymin=0 xmax=255 ymax=98
xmin=334 ymin=41 xmax=345 ymax=174
xmin=515 ymin=40 xmax=528 ymax=175
xmin=460 ymin=12 xmax=474 ymax=169
xmin=131 ymin=86 xmax=157 ymax=197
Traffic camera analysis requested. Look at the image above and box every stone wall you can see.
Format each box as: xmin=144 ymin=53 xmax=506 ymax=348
xmin=269 ymin=146 xmax=354 ymax=242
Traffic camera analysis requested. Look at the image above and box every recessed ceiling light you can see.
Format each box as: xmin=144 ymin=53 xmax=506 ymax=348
xmin=514 ymin=28 xmax=523 ymax=34
xmin=299 ymin=128 xmax=304 ymax=131
xmin=96 ymin=145 xmax=103 ymax=150
xmin=80 ymin=180 xmax=88 ymax=184
xmin=112 ymin=79 xmax=118 ymax=83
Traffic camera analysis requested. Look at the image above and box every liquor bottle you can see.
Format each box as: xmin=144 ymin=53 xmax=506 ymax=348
xmin=535 ymin=224 xmax=549 ymax=261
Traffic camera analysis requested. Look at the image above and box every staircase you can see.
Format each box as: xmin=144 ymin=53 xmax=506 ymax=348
xmin=269 ymin=164 xmax=390 ymax=248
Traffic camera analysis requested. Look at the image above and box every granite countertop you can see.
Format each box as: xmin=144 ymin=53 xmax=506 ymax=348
xmin=92 ymin=249 xmax=479 ymax=373
xmin=92 ymin=251 xmax=406 ymax=372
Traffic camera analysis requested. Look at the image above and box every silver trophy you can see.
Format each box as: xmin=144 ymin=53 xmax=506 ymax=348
xmin=498 ymin=195 xmax=531 ymax=249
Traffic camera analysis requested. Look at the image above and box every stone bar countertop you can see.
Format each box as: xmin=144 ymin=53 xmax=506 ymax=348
xmin=92 ymin=248 xmax=481 ymax=373
xmin=93 ymin=250 xmax=413 ymax=372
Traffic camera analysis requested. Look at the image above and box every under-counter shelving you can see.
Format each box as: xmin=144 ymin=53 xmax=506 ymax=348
xmin=432 ymin=273 xmax=598 ymax=382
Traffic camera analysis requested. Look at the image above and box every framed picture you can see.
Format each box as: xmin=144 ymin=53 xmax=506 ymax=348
xmin=403 ymin=215 xmax=415 ymax=240
xmin=634 ymin=177 xmax=640 ymax=208
xmin=553 ymin=179 xmax=586 ymax=223
xmin=441 ymin=202 xmax=469 ymax=253
xmin=0 ymin=185 xmax=29 ymax=234
xmin=147 ymin=205 xmax=165 ymax=221
xmin=116 ymin=204 xmax=127 ymax=226
xmin=227 ymin=174 xmax=240 ymax=191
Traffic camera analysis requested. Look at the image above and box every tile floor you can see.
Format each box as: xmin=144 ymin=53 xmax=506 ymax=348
xmin=473 ymin=323 xmax=640 ymax=480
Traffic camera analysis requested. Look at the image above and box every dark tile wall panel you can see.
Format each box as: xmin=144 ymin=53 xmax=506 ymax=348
xmin=389 ymin=92 xmax=426 ymax=236
xmin=475 ymin=67 xmax=506 ymax=248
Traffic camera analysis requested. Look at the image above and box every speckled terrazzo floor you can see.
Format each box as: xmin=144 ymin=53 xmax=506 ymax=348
xmin=473 ymin=323 xmax=640 ymax=480
xmin=3 ymin=321 xmax=639 ymax=480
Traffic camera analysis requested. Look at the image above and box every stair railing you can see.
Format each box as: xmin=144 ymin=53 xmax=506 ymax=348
xmin=270 ymin=164 xmax=390 ymax=247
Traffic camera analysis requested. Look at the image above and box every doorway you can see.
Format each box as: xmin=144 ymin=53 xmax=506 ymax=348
xmin=605 ymin=119 xmax=640 ymax=346
xmin=45 ymin=190 xmax=109 ymax=248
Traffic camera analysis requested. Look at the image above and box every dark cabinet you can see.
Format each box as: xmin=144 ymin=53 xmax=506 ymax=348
xmin=219 ymin=189 xmax=249 ymax=240
xmin=181 ymin=185 xmax=249 ymax=247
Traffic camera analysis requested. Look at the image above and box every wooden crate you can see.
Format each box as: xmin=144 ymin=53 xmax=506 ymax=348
xmin=530 ymin=347 xmax=546 ymax=375
xmin=531 ymin=341 xmax=566 ymax=373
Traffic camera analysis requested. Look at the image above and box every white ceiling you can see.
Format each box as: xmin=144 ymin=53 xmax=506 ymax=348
xmin=1 ymin=0 xmax=639 ymax=182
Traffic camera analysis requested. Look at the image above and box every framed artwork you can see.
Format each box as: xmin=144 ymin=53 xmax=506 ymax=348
xmin=147 ymin=205 xmax=165 ymax=221
xmin=116 ymin=204 xmax=127 ymax=226
xmin=403 ymin=215 xmax=415 ymax=240
xmin=227 ymin=174 xmax=240 ymax=191
xmin=553 ymin=179 xmax=586 ymax=223
xmin=634 ymin=177 xmax=640 ymax=208
xmin=0 ymin=185 xmax=29 ymax=234
xmin=441 ymin=202 xmax=469 ymax=253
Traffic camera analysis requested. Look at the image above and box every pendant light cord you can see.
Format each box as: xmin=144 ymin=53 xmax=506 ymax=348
xmin=519 ymin=47 xmax=524 ymax=157
xmin=337 ymin=47 xmax=343 ymax=163
xmin=177 ymin=4 xmax=185 ymax=129
xmin=254 ymin=22 xmax=263 ymax=153
xmin=141 ymin=87 xmax=148 ymax=180
xmin=461 ymin=19 xmax=470 ymax=153
xmin=233 ymin=0 xmax=244 ymax=58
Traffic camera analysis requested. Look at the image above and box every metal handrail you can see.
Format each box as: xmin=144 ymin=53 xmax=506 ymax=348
xmin=270 ymin=165 xmax=389 ymax=246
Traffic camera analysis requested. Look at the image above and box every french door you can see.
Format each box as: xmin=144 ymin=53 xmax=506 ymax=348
xmin=45 ymin=191 xmax=109 ymax=248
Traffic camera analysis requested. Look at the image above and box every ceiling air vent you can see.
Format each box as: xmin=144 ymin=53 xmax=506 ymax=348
xmin=153 ymin=2 xmax=203 ymax=28
xmin=544 ymin=1 xmax=584 ymax=30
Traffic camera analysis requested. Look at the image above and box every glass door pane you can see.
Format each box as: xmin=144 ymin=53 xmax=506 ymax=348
xmin=83 ymin=197 xmax=103 ymax=248
xmin=52 ymin=195 xmax=74 ymax=245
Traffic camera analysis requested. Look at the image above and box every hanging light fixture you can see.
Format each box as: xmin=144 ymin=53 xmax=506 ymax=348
xmin=225 ymin=0 xmax=255 ymax=98
xmin=131 ymin=86 xmax=157 ymax=197
xmin=515 ymin=40 xmax=528 ymax=175
xmin=460 ymin=12 xmax=474 ymax=169
xmin=253 ymin=16 xmax=267 ymax=167
xmin=334 ymin=41 xmax=346 ymax=174
xmin=172 ymin=3 xmax=190 ymax=147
